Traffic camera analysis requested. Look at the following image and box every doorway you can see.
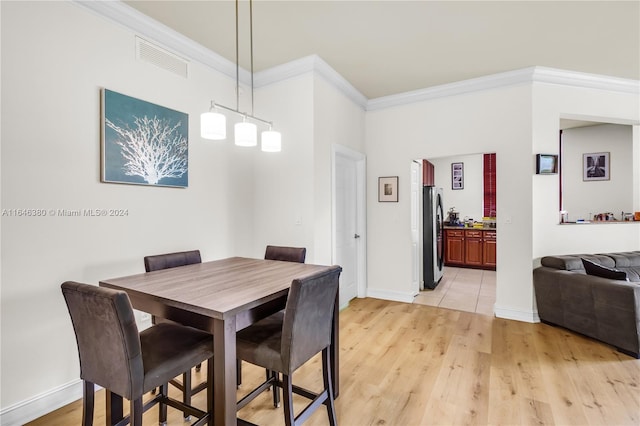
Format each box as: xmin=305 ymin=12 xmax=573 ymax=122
xmin=332 ymin=144 xmax=367 ymax=309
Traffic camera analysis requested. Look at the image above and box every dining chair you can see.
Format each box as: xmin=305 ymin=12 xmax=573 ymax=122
xmin=61 ymin=281 xmax=213 ymax=426
xmin=264 ymin=245 xmax=307 ymax=263
xmin=236 ymin=266 xmax=342 ymax=426
xmin=260 ymin=245 xmax=307 ymax=404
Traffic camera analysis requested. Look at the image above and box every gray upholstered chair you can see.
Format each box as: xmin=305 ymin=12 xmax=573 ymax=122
xmin=236 ymin=266 xmax=342 ymax=426
xmin=144 ymin=250 xmax=207 ymax=415
xmin=61 ymin=281 xmax=213 ymax=426
xmin=261 ymin=245 xmax=307 ymax=404
xmin=144 ymin=249 xmax=202 ymax=272
xmin=264 ymin=245 xmax=306 ymax=263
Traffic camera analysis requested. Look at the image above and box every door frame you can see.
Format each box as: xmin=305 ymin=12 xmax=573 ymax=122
xmin=331 ymin=144 xmax=367 ymax=306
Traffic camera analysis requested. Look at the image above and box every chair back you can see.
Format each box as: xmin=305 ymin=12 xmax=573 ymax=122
xmin=61 ymin=281 xmax=143 ymax=399
xmin=144 ymin=250 xmax=201 ymax=272
xmin=264 ymin=245 xmax=306 ymax=263
xmin=281 ymin=266 xmax=341 ymax=372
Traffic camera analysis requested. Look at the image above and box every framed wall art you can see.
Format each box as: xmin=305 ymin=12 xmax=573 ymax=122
xmin=101 ymin=88 xmax=189 ymax=187
xmin=536 ymin=154 xmax=558 ymax=174
xmin=583 ymin=152 xmax=609 ymax=181
xmin=378 ymin=176 xmax=398 ymax=202
xmin=451 ymin=162 xmax=464 ymax=190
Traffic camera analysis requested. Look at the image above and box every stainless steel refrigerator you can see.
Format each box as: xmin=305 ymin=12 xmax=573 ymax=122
xmin=423 ymin=186 xmax=444 ymax=289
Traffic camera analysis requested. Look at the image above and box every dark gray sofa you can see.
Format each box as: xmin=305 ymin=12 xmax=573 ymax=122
xmin=533 ymin=251 xmax=640 ymax=358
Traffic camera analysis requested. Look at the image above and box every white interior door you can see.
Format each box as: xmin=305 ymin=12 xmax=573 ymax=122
xmin=335 ymin=154 xmax=358 ymax=305
xmin=333 ymin=146 xmax=366 ymax=308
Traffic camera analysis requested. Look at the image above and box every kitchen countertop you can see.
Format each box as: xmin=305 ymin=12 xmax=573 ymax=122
xmin=443 ymin=225 xmax=498 ymax=231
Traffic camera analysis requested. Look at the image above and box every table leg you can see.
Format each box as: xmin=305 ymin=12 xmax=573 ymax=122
xmin=213 ymin=316 xmax=237 ymax=426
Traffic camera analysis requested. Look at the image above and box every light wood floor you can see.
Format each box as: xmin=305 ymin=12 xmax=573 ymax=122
xmin=28 ymin=298 xmax=639 ymax=426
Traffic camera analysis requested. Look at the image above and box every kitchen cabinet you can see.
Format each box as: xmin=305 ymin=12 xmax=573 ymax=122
xmin=483 ymin=231 xmax=497 ymax=268
xmin=444 ymin=228 xmax=496 ymax=270
xmin=445 ymin=229 xmax=464 ymax=265
xmin=423 ymin=160 xmax=435 ymax=186
xmin=464 ymin=230 xmax=483 ymax=266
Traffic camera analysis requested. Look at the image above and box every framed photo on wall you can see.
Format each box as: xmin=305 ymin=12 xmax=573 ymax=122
xmin=583 ymin=152 xmax=609 ymax=181
xmin=451 ymin=162 xmax=464 ymax=190
xmin=378 ymin=176 xmax=398 ymax=202
xmin=536 ymin=154 xmax=558 ymax=174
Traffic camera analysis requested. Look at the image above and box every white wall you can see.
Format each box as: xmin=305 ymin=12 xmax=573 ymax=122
xmin=312 ymin=76 xmax=366 ymax=264
xmin=532 ymin=83 xmax=640 ymax=258
xmin=1 ymin=2 xmax=367 ymax=423
xmin=366 ymin=77 xmax=639 ymax=317
xmin=562 ymin=124 xmax=633 ymax=221
xmin=249 ymin=72 xmax=366 ymax=266
xmin=430 ymin=154 xmax=484 ymax=221
xmin=365 ymin=84 xmax=534 ymax=306
xmin=0 ymin=0 xmax=254 ymax=411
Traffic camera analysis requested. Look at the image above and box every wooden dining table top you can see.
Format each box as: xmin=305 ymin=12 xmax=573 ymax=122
xmin=99 ymin=256 xmax=335 ymax=320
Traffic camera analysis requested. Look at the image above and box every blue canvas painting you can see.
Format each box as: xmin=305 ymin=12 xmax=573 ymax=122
xmin=102 ymin=89 xmax=188 ymax=187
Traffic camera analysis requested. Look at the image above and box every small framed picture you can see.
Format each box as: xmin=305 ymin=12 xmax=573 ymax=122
xmin=583 ymin=152 xmax=609 ymax=181
xmin=378 ymin=176 xmax=398 ymax=202
xmin=536 ymin=154 xmax=558 ymax=174
xmin=451 ymin=162 xmax=464 ymax=190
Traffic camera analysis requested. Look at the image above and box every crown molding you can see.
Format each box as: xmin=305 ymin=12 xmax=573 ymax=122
xmin=73 ymin=1 xmax=638 ymax=113
xmin=254 ymin=55 xmax=368 ymax=108
xmin=366 ymin=67 xmax=640 ymax=111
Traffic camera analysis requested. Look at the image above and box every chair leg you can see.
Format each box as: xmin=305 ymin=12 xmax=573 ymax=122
xmin=158 ymin=384 xmax=168 ymax=425
xmin=106 ymin=391 xmax=123 ymax=426
xmin=182 ymin=370 xmax=192 ymax=420
xmin=268 ymin=370 xmax=280 ymax=408
xmin=130 ymin=398 xmax=143 ymax=426
xmin=236 ymin=359 xmax=242 ymax=387
xmin=282 ymin=374 xmax=295 ymax=426
xmin=322 ymin=348 xmax=337 ymax=426
xmin=82 ymin=381 xmax=94 ymax=426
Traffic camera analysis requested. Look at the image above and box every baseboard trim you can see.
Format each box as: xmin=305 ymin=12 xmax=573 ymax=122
xmin=0 ymin=379 xmax=83 ymax=426
xmin=494 ymin=304 xmax=540 ymax=323
xmin=366 ymin=288 xmax=415 ymax=304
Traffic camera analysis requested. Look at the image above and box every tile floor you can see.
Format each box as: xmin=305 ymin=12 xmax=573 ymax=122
xmin=413 ymin=266 xmax=496 ymax=316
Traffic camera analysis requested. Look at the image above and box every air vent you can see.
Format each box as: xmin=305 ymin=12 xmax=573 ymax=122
xmin=136 ymin=37 xmax=188 ymax=78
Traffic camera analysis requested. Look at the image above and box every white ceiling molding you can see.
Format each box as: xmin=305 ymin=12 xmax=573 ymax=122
xmin=254 ymin=55 xmax=368 ymax=109
xmin=74 ymin=0 xmax=638 ymax=114
xmin=532 ymin=67 xmax=640 ymax=94
xmin=366 ymin=67 xmax=640 ymax=111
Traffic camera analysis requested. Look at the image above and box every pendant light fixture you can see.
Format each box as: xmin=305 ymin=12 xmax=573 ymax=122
xmin=200 ymin=101 xmax=226 ymax=140
xmin=200 ymin=0 xmax=281 ymax=152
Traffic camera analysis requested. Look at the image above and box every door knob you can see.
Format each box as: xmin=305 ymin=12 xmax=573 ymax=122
xmin=354 ymin=234 xmax=361 ymax=239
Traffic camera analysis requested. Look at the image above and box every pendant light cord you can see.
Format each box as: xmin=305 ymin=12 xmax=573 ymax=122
xmin=250 ymin=0 xmax=254 ymax=116
xmin=235 ymin=0 xmax=240 ymax=111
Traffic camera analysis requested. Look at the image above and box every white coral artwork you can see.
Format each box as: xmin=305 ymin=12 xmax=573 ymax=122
xmin=102 ymin=89 xmax=189 ymax=187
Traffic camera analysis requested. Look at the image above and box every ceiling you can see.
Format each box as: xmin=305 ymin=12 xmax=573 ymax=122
xmin=124 ymin=0 xmax=639 ymax=100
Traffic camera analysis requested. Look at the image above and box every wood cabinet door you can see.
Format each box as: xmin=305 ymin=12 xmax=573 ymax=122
xmin=445 ymin=230 xmax=464 ymax=265
xmin=483 ymin=231 xmax=497 ymax=268
xmin=464 ymin=233 xmax=483 ymax=266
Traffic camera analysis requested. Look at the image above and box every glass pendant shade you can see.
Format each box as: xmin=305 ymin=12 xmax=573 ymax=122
xmin=261 ymin=130 xmax=282 ymax=152
xmin=234 ymin=121 xmax=257 ymax=147
xmin=200 ymin=112 xmax=226 ymax=140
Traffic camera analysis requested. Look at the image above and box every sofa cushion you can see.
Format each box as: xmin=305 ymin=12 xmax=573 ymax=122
xmin=582 ymin=258 xmax=628 ymax=281
xmin=541 ymin=254 xmax=614 ymax=271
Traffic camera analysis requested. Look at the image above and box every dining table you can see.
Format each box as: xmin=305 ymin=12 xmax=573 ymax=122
xmin=99 ymin=256 xmax=340 ymax=426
